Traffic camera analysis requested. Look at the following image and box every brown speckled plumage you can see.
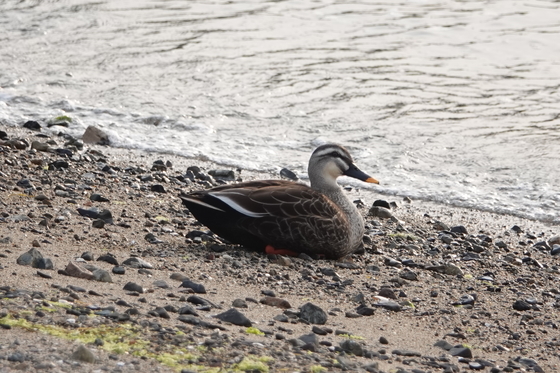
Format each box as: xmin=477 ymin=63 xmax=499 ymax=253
xmin=181 ymin=144 xmax=378 ymax=259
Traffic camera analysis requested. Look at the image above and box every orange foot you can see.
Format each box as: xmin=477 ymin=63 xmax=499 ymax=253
xmin=265 ymin=245 xmax=299 ymax=257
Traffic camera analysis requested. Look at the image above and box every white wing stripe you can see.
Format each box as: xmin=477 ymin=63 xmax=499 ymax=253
xmin=210 ymin=193 xmax=269 ymax=218
xmin=183 ymin=197 xmax=226 ymax=213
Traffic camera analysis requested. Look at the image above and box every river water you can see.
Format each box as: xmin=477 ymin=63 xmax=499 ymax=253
xmin=0 ymin=0 xmax=559 ymax=223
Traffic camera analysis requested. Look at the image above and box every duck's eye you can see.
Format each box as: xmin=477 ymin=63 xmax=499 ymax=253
xmin=329 ymin=151 xmax=341 ymax=158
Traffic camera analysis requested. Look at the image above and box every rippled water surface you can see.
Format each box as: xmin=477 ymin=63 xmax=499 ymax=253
xmin=1 ymin=0 xmax=559 ymax=222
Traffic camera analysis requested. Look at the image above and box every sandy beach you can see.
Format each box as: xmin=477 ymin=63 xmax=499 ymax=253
xmin=1 ymin=125 xmax=559 ymax=373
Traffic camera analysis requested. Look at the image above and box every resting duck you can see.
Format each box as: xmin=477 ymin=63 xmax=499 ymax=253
xmin=180 ymin=143 xmax=378 ymax=259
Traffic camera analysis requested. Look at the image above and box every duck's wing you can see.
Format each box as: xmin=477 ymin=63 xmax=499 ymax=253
xmin=207 ymin=182 xmax=352 ymax=257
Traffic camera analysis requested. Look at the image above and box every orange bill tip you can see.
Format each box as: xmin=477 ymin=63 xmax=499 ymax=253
xmin=365 ymin=177 xmax=380 ymax=184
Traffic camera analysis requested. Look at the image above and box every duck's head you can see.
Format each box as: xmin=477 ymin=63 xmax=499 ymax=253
xmin=308 ymin=143 xmax=379 ymax=188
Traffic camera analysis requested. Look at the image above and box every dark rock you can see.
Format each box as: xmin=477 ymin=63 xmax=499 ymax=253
xmin=186 ymin=295 xmax=217 ymax=308
xmin=8 ymin=352 xmax=26 ymax=362
xmin=178 ymin=305 xmax=199 ymax=317
xmin=356 ymin=305 xmax=375 ymax=316
xmin=513 ymin=299 xmax=533 ymax=311
xmin=450 ymin=225 xmax=468 ymax=235
xmin=150 ymin=184 xmax=166 ymax=193
xmin=16 ymin=248 xmax=42 ymax=267
xmin=214 ymin=308 xmax=252 ymax=327
xmin=260 ymin=296 xmax=291 ymax=309
xmin=369 ymin=206 xmax=393 ymax=219
xmin=280 ymin=168 xmax=298 ymax=181
xmin=49 ymin=160 xmax=69 ymax=169
xmin=151 ymin=307 xmax=170 ymax=319
xmin=36 ymin=258 xmax=54 ymax=270
xmin=90 ymin=193 xmax=110 ymax=202
xmin=180 ymin=280 xmax=207 ymax=294
xmin=312 ymin=326 xmax=330 ymax=335
xmin=299 ymin=302 xmax=328 ymax=325
xmin=373 ymin=200 xmax=391 ymax=209
xmin=81 ymin=252 xmax=94 ymax=261
xmin=391 ymin=349 xmax=421 ymax=356
xmin=92 ymin=268 xmax=112 ymax=283
xmin=97 ymin=254 xmax=119 ymax=266
xmin=340 ymin=340 xmax=364 ymax=356
xmin=23 ymin=121 xmax=42 ymax=131
xmin=208 ymin=169 xmax=235 ymax=181
xmin=379 ymin=336 xmax=389 ymax=345
xmin=144 ymin=233 xmax=164 ymax=244
xmin=434 ymin=340 xmax=454 ymax=350
xmin=298 ymin=333 xmax=320 ymax=348
xmin=122 ymin=257 xmax=153 ymax=269
xmin=449 ymin=346 xmax=472 ymax=358
xmin=123 ymin=282 xmax=144 ymax=293
xmin=92 ymin=219 xmax=105 ymax=228
xmin=112 ymin=266 xmax=125 ymax=275
xmin=232 ymin=299 xmax=248 ymax=308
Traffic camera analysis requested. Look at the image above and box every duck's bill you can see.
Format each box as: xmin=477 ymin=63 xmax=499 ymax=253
xmin=344 ymin=164 xmax=380 ymax=184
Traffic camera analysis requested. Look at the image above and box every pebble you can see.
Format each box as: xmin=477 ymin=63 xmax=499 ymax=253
xmin=112 ymin=266 xmax=125 ymax=274
xmin=214 ymin=308 xmax=252 ymax=327
xmin=123 ymin=282 xmax=144 ymax=293
xmin=512 ymin=299 xmax=533 ymax=311
xmin=232 ymin=299 xmax=248 ymax=308
xmin=180 ymin=279 xmax=207 ymax=294
xmin=71 ymin=345 xmax=96 ymax=363
xmin=449 ymin=346 xmax=473 ymax=358
xmin=299 ymin=302 xmax=328 ymax=325
xmin=340 ymin=340 xmax=364 ymax=356
xmin=97 ymin=254 xmax=119 ymax=266
xmin=16 ymin=248 xmax=47 ymax=268
xmin=368 ymin=206 xmax=394 ymax=219
xmin=260 ymin=296 xmax=291 ymax=309
xmin=122 ymin=257 xmax=153 ymax=268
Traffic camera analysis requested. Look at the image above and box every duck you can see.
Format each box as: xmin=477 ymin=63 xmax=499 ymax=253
xmin=180 ymin=143 xmax=379 ymax=259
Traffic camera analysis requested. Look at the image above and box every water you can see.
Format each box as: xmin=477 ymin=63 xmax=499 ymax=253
xmin=0 ymin=0 xmax=559 ymax=223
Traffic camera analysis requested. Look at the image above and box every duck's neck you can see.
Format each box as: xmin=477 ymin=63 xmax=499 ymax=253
xmin=310 ymin=177 xmax=365 ymax=249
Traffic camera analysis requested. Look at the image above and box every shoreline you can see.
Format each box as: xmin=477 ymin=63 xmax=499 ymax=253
xmin=1 ymin=124 xmax=559 ymax=373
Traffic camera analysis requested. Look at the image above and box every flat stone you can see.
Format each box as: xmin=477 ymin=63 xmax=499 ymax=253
xmin=214 ymin=308 xmax=252 ymax=327
xmin=122 ymin=257 xmax=153 ymax=269
xmin=449 ymin=346 xmax=472 ymax=358
xmin=97 ymin=254 xmax=119 ymax=266
xmin=180 ymin=280 xmax=206 ymax=294
xmin=434 ymin=340 xmax=454 ymax=350
xmin=178 ymin=305 xmax=199 ymax=316
xmin=64 ymin=261 xmax=95 ymax=281
xmin=123 ymin=282 xmax=144 ymax=293
xmin=260 ymin=296 xmax=291 ymax=309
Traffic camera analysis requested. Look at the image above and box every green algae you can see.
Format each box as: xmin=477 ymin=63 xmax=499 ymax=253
xmin=246 ymin=327 xmax=265 ymax=336
xmin=309 ymin=365 xmax=328 ymax=373
xmin=234 ymin=356 xmax=273 ymax=372
xmin=0 ymin=315 xmax=276 ymax=373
